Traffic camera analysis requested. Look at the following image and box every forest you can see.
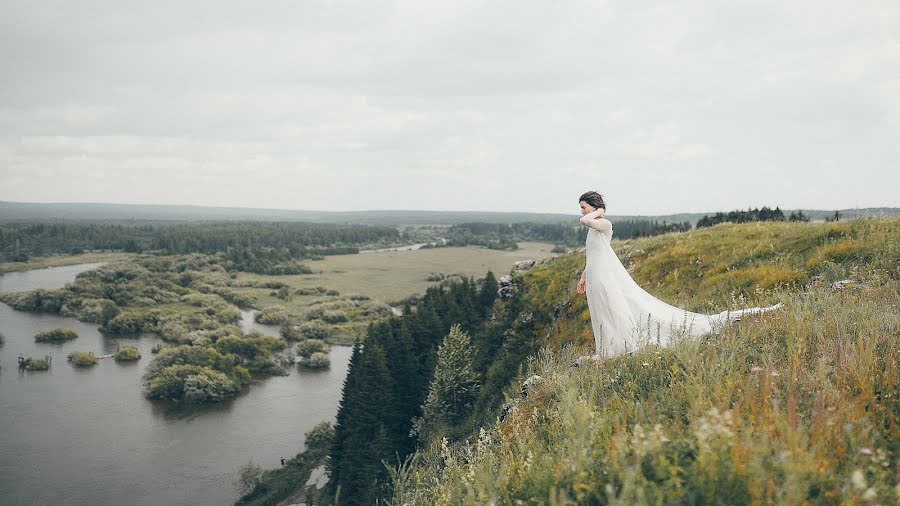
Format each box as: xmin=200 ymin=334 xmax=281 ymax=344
xmin=0 ymin=221 xmax=401 ymax=266
xmin=438 ymin=219 xmax=692 ymax=250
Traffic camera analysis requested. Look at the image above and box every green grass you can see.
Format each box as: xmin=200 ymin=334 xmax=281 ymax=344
xmin=389 ymin=217 xmax=900 ymax=505
xmin=231 ymin=241 xmax=559 ymax=304
xmin=0 ymin=252 xmax=134 ymax=273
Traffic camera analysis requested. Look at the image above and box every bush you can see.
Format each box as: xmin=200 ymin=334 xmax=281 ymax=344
xmin=102 ymin=310 xmax=153 ymax=335
xmin=23 ymin=357 xmax=50 ymax=371
xmin=300 ymin=352 xmax=330 ymax=369
xmin=0 ymin=332 xmax=4 ymax=346
xmin=321 ymin=310 xmax=348 ymax=324
xmin=279 ymin=322 xmax=302 ymax=340
xmin=115 ymin=346 xmax=141 ymax=361
xmin=303 ymin=421 xmax=335 ymax=451
xmin=67 ymin=351 xmax=98 ymax=367
xmin=34 ymin=328 xmax=79 ymax=342
xmin=143 ymin=345 xmax=251 ymax=402
xmin=235 ymin=461 xmax=263 ymax=497
xmin=296 ymin=321 xmax=330 ymax=340
xmin=256 ymin=305 xmax=289 ymax=325
xmin=296 ymin=339 xmax=330 ymax=358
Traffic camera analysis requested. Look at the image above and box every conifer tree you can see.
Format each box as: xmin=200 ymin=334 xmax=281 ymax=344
xmin=327 ymin=338 xmax=362 ymax=495
xmin=332 ymin=340 xmax=397 ymax=504
xmin=478 ymin=271 xmax=498 ymax=316
xmin=411 ymin=324 xmax=480 ymax=444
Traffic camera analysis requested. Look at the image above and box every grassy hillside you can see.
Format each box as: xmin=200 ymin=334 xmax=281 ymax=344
xmin=390 ymin=217 xmax=899 ymax=504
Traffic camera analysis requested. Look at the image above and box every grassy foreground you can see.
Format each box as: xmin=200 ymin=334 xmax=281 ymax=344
xmin=390 ymin=217 xmax=899 ymax=504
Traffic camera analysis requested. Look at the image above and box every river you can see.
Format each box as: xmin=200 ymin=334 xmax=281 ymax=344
xmin=0 ymin=263 xmax=351 ymax=505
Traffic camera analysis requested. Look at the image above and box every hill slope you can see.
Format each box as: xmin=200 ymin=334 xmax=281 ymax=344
xmin=390 ymin=217 xmax=899 ymax=504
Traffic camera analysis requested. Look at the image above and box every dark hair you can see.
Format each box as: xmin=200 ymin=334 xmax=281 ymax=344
xmin=578 ymin=191 xmax=606 ymax=210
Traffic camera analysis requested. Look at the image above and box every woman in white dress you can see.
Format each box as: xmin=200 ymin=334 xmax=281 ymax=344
xmin=575 ymin=191 xmax=783 ymax=363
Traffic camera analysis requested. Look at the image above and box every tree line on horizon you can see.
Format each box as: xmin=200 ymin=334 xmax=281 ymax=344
xmin=440 ymin=220 xmax=692 ymax=250
xmin=696 ymin=206 xmax=817 ymax=228
xmin=0 ymin=222 xmax=399 ymax=267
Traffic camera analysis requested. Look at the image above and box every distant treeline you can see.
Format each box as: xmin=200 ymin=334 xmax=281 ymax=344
xmin=697 ymin=206 xmax=814 ymax=228
xmin=440 ymin=220 xmax=692 ymax=250
xmin=0 ymin=222 xmax=400 ymax=268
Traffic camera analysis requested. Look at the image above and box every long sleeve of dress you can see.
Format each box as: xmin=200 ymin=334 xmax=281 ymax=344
xmin=579 ymin=209 xmax=612 ymax=233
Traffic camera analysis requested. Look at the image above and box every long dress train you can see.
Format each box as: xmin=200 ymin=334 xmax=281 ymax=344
xmin=580 ymin=210 xmax=783 ymax=358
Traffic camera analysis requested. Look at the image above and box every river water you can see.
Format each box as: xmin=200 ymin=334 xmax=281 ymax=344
xmin=0 ymin=263 xmax=351 ymax=505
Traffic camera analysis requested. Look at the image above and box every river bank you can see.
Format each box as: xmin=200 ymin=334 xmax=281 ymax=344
xmin=0 ymin=262 xmax=352 ymax=504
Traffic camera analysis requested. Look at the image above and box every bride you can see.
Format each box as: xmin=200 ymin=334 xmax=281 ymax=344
xmin=574 ymin=191 xmax=783 ymax=364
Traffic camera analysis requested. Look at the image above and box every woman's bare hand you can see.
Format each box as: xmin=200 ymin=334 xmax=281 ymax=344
xmin=577 ymin=277 xmax=586 ymax=295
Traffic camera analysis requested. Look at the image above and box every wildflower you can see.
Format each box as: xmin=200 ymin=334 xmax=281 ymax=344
xmin=859 ymin=447 xmax=873 ymax=456
xmin=751 ymin=366 xmax=763 ymax=372
xmin=770 ymin=370 xmax=780 ymax=377
xmin=851 ymin=469 xmax=866 ymax=490
xmin=642 ymin=362 xmax=650 ymax=367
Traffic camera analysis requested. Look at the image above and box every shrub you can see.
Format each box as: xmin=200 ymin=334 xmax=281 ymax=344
xmin=74 ymin=298 xmax=119 ymax=323
xmin=321 ymin=310 xmax=348 ymax=324
xmin=143 ymin=345 xmax=251 ymax=402
xmin=256 ymin=305 xmax=289 ymax=325
xmin=235 ymin=461 xmax=263 ymax=497
xmin=23 ymin=357 xmax=50 ymax=371
xmin=303 ymin=421 xmax=335 ymax=451
xmin=296 ymin=339 xmax=330 ymax=358
xmin=0 ymin=331 xmax=5 ymax=346
xmin=102 ymin=310 xmax=153 ymax=335
xmin=297 ymin=321 xmax=330 ymax=340
xmin=300 ymin=352 xmax=330 ymax=369
xmin=34 ymin=328 xmax=79 ymax=342
xmin=279 ymin=322 xmax=303 ymax=340
xmin=115 ymin=346 xmax=141 ymax=361
xmin=67 ymin=351 xmax=98 ymax=367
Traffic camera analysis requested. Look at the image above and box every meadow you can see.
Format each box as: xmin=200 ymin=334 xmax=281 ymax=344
xmin=232 ymin=241 xmax=558 ymax=304
xmin=389 ymin=217 xmax=899 ymax=505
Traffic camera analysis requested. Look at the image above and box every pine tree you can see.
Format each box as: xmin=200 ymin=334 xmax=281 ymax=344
xmin=411 ymin=324 xmax=480 ymax=444
xmin=478 ymin=271 xmax=498 ymax=317
xmin=327 ymin=338 xmax=363 ymax=495
xmin=332 ymin=340 xmax=397 ymax=505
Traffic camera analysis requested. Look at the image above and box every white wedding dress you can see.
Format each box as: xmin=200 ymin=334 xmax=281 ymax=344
xmin=580 ymin=210 xmax=784 ymax=358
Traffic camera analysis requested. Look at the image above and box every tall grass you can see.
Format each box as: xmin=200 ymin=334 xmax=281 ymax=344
xmin=390 ymin=218 xmax=899 ymax=504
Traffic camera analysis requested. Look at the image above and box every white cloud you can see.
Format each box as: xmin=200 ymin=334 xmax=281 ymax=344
xmin=0 ymin=0 xmax=897 ymax=214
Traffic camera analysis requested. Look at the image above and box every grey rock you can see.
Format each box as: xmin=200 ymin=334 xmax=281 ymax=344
xmin=497 ymin=275 xmax=517 ymax=299
xmin=520 ymin=374 xmax=543 ymax=397
xmin=514 ymin=259 xmax=536 ymax=271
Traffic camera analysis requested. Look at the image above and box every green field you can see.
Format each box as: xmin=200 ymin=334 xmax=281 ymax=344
xmin=0 ymin=252 xmax=134 ymax=274
xmin=232 ymin=241 xmax=559 ymax=304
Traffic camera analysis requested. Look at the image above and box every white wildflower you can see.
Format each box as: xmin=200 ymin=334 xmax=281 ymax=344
xmin=851 ymin=469 xmax=867 ymax=490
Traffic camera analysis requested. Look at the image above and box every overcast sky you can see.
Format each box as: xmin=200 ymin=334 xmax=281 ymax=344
xmin=1 ymin=1 xmax=897 ymax=215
